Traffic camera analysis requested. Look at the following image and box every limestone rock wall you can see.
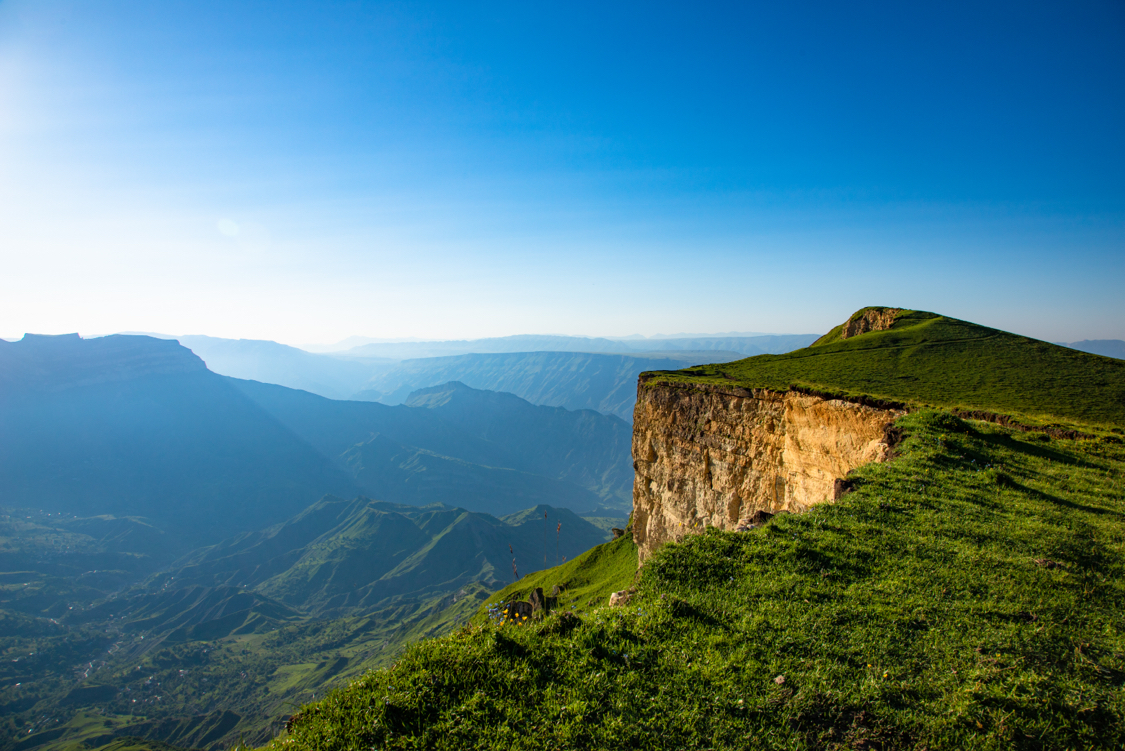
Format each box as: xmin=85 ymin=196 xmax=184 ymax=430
xmin=631 ymin=381 xmax=903 ymax=561
xmin=840 ymin=308 xmax=902 ymax=339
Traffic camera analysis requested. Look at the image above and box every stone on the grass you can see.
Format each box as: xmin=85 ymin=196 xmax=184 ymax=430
xmin=609 ymin=589 xmax=633 ymax=607
xmin=504 ymin=600 xmax=534 ymax=623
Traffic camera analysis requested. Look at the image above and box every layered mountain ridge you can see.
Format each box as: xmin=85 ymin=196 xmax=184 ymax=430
xmin=0 ymin=334 xmax=632 ymax=553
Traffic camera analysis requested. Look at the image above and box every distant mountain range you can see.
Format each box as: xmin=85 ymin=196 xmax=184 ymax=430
xmin=1058 ymin=339 xmax=1125 ymax=360
xmin=0 ymin=334 xmax=632 ymax=551
xmin=350 ymin=351 xmax=737 ymax=420
xmin=0 ymin=334 xmax=630 ymax=749
xmin=177 ymin=335 xmax=389 ymax=400
xmin=326 ymin=332 xmax=819 ymax=360
xmin=169 ymin=332 xmax=821 ymax=420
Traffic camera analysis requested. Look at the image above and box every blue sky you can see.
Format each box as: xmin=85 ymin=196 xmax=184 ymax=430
xmin=1 ymin=1 xmax=1122 ymax=344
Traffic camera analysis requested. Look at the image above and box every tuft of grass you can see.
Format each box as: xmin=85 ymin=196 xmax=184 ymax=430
xmin=646 ymin=309 xmax=1125 ymax=427
xmin=264 ymin=410 xmax=1125 ymax=750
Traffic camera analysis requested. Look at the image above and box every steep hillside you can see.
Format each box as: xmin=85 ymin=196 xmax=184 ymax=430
xmin=404 ymin=382 xmax=632 ymax=499
xmin=0 ymin=336 xmax=632 ymax=549
xmin=234 ymin=380 xmax=633 ymax=512
xmin=471 ymin=530 xmax=639 ymax=625
xmin=0 ymin=334 xmax=358 ymax=547
xmin=266 ymin=415 xmax=1125 ymax=751
xmin=158 ymin=497 xmax=607 ymax=616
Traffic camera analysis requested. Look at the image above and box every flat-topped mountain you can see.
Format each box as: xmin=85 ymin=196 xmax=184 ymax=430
xmin=0 ymin=333 xmax=206 ymax=391
xmin=0 ymin=334 xmax=356 ymax=546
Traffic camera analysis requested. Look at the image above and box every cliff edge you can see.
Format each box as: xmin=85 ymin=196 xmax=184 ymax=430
xmin=631 ymin=381 xmax=902 ymax=561
xmin=629 ymin=306 xmax=1125 ymax=560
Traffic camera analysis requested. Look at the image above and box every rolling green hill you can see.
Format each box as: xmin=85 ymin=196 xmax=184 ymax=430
xmin=155 ymin=497 xmax=608 ymax=617
xmin=470 ymin=529 xmax=639 ymax=625
xmin=264 ymin=309 xmax=1125 ymax=751
xmin=649 ymin=308 xmax=1125 ymax=427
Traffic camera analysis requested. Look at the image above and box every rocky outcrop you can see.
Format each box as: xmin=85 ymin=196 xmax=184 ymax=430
xmin=631 ymin=382 xmax=904 ymax=561
xmin=840 ymin=308 xmax=902 ymax=339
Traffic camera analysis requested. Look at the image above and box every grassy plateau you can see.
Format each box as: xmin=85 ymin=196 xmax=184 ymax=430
xmin=263 ymin=309 xmax=1125 ymax=750
xmin=650 ymin=309 xmax=1125 ymax=427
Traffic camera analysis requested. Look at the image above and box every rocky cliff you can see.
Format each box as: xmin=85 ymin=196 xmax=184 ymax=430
xmin=631 ymin=380 xmax=903 ymax=561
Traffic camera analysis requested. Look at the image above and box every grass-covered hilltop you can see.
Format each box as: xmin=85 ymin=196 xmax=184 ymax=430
xmin=648 ymin=307 xmax=1125 ymax=427
xmin=265 ymin=308 xmax=1124 ymax=750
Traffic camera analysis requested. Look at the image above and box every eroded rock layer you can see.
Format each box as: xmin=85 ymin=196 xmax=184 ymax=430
xmin=631 ymin=381 xmax=903 ymax=561
xmin=841 ymin=307 xmax=902 ymax=339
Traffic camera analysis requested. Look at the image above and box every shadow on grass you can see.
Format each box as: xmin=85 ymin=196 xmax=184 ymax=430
xmin=791 ymin=694 xmax=917 ymax=751
xmin=977 ymin=430 xmax=1103 ymax=469
xmin=1014 ymin=481 xmax=1125 ymax=520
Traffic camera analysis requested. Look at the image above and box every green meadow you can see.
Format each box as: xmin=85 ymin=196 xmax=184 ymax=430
xmin=650 ymin=310 xmax=1125 ymax=427
xmin=268 ymin=411 xmax=1125 ymax=750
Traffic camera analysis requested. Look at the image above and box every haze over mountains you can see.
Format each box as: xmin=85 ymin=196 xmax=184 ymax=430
xmin=0 ymin=332 xmax=629 ymax=749
xmin=1060 ymin=339 xmax=1125 ymax=360
xmin=151 ymin=331 xmax=821 ymax=421
xmin=0 ymin=334 xmax=632 ymax=551
xmin=2 ymin=494 xmax=607 ymax=749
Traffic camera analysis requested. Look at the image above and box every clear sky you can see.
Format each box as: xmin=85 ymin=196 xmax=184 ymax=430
xmin=2 ymin=1 xmax=1123 ymax=345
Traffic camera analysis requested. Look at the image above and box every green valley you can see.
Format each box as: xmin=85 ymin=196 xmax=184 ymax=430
xmin=0 ymin=499 xmax=611 ymax=750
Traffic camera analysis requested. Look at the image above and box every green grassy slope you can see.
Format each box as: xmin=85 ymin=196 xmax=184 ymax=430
xmin=469 ymin=530 xmax=638 ymax=625
xmin=264 ymin=411 xmax=1125 ymax=750
xmin=650 ymin=310 xmax=1125 ymax=427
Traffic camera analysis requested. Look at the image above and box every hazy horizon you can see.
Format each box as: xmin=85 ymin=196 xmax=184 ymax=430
xmin=0 ymin=328 xmax=801 ymax=348
xmin=3 ymin=2 xmax=1123 ymax=344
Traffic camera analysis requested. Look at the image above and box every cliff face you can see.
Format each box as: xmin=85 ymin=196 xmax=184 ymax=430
xmin=840 ymin=307 xmax=902 ymax=339
xmin=631 ymin=381 xmax=903 ymax=561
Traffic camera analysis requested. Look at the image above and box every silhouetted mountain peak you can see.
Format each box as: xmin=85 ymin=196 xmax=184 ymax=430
xmin=0 ymin=333 xmax=206 ymax=393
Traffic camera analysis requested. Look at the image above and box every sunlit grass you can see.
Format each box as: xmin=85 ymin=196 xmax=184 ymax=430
xmin=650 ymin=310 xmax=1125 ymax=427
xmin=267 ymin=411 xmax=1125 ymax=750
